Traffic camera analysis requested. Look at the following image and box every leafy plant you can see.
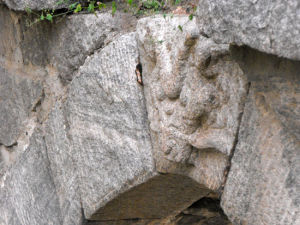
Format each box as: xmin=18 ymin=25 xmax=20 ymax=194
xmin=177 ymin=24 xmax=183 ymax=32
xmin=174 ymin=0 xmax=181 ymax=5
xmin=26 ymin=0 xmax=105 ymax=25
xmin=88 ymin=1 xmax=95 ymax=12
xmin=112 ymin=1 xmax=117 ymax=15
xmin=25 ymin=0 xmax=197 ymax=26
xmin=143 ymin=0 xmax=161 ymax=10
xmin=74 ymin=4 xmax=82 ymax=13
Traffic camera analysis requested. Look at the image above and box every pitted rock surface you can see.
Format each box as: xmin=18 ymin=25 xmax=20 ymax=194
xmin=137 ymin=16 xmax=248 ymax=190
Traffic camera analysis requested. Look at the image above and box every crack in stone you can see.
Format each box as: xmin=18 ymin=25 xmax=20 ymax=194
xmin=0 ymin=142 xmax=18 ymax=148
xmin=219 ymin=81 xmax=252 ymax=194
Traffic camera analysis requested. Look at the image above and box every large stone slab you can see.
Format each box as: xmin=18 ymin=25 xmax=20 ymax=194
xmin=221 ymin=47 xmax=300 ymax=225
xmin=196 ymin=0 xmax=300 ymax=60
xmin=44 ymin=103 xmax=83 ymax=225
xmin=65 ymin=32 xmax=156 ymax=220
xmin=137 ymin=15 xmax=248 ymax=191
xmin=0 ymin=128 xmax=62 ymax=225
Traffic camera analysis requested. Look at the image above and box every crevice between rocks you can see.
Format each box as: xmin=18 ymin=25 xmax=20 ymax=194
xmin=220 ymin=80 xmax=251 ymax=194
xmin=0 ymin=142 xmax=18 ymax=148
xmin=61 ymin=37 xmax=108 ymax=85
xmin=31 ymin=89 xmax=45 ymax=114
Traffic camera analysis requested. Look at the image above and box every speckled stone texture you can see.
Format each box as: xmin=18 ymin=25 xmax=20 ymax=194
xmin=64 ymin=32 xmax=156 ymax=220
xmin=0 ymin=129 xmax=63 ymax=225
xmin=0 ymin=66 xmax=43 ymax=146
xmin=0 ymin=2 xmax=299 ymax=225
xmin=137 ymin=15 xmax=248 ymax=191
xmin=196 ymin=0 xmax=300 ymax=60
xmin=221 ymin=46 xmax=300 ymax=225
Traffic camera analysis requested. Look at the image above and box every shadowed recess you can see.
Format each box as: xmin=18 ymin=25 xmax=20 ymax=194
xmin=90 ymin=173 xmax=211 ymax=221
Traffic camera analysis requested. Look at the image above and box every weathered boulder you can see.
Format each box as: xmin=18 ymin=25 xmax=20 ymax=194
xmin=61 ymin=31 xmax=210 ymax=222
xmin=1 ymin=31 xmax=159 ymax=225
xmin=196 ymin=0 xmax=300 ymax=60
xmin=0 ymin=66 xmax=43 ymax=146
xmin=137 ymin=15 xmax=248 ymax=191
xmin=221 ymin=47 xmax=300 ymax=225
xmin=64 ymin=32 xmax=156 ymax=220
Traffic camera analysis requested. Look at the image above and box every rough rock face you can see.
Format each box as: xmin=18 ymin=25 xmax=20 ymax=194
xmin=137 ymin=16 xmax=248 ymax=191
xmin=0 ymin=128 xmax=62 ymax=225
xmin=0 ymin=0 xmax=299 ymax=225
xmin=195 ymin=1 xmax=300 ymax=224
xmin=0 ymin=28 xmax=158 ymax=224
xmin=0 ymin=8 xmax=228 ymax=224
xmin=0 ymin=5 xmax=140 ymax=172
xmin=196 ymin=0 xmax=300 ymax=60
xmin=49 ymin=13 xmax=137 ymax=83
xmin=44 ymin=103 xmax=83 ymax=225
xmin=0 ymin=66 xmax=43 ymax=146
xmin=63 ymin=32 xmax=156 ymax=220
xmin=221 ymin=46 xmax=300 ymax=225
xmin=64 ymin=32 xmax=212 ymax=222
xmin=0 ymin=3 xmax=137 ymax=162
xmin=0 ymin=6 xmax=157 ymax=224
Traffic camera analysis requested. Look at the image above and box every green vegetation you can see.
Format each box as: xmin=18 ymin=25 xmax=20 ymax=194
xmin=25 ymin=0 xmax=197 ymax=30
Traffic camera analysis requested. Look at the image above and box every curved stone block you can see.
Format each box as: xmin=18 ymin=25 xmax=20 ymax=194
xmin=45 ymin=32 xmax=157 ymax=221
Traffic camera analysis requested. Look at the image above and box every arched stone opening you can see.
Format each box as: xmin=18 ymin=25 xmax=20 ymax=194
xmin=86 ymin=174 xmax=231 ymax=225
xmin=89 ymin=174 xmax=210 ymax=221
